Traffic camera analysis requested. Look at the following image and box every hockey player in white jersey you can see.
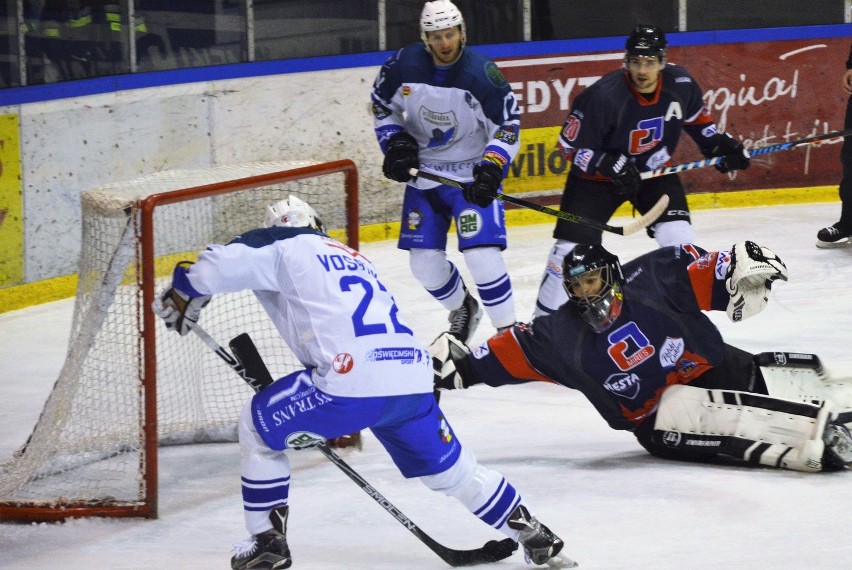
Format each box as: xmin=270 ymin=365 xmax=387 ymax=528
xmin=371 ymin=0 xmax=521 ymax=342
xmin=153 ymin=195 xmax=576 ymax=569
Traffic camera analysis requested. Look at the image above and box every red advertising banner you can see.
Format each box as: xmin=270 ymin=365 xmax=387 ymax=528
xmin=496 ymin=37 xmax=849 ymax=196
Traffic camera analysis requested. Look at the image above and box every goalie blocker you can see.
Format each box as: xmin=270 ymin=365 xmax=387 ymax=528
xmin=648 ymin=351 xmax=852 ymax=472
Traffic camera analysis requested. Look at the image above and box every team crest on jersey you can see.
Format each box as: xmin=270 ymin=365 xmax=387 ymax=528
xmin=419 ymin=107 xmax=458 ymax=148
xmin=333 ymin=353 xmax=354 ymax=374
xmin=607 ymin=321 xmax=655 ymax=371
xmin=402 ymin=85 xmax=412 ymax=96
xmin=630 ymin=116 xmax=665 ymax=154
xmin=457 ymin=209 xmax=482 ymax=238
xmin=406 ymin=209 xmax=423 ymax=230
xmin=438 ymin=415 xmax=453 ymax=443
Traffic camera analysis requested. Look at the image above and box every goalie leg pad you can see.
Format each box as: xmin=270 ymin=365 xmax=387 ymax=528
xmin=654 ymin=384 xmax=833 ymax=472
xmin=756 ymin=352 xmax=852 ymax=419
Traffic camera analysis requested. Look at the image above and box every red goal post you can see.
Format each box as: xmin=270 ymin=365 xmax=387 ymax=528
xmin=0 ymin=159 xmax=358 ymax=522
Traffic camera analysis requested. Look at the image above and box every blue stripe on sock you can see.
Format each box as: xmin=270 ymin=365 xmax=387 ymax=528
xmin=479 ymin=481 xmax=519 ymax=527
xmin=428 ymin=265 xmax=462 ymax=301
xmin=476 ymin=274 xmax=512 ymax=307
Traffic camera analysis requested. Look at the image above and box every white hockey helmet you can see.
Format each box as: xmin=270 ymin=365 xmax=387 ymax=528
xmin=264 ymin=195 xmax=325 ymax=232
xmin=420 ymin=1 xmax=466 ymax=45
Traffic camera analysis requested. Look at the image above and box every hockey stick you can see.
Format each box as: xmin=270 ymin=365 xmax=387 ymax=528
xmin=189 ymin=324 xmax=519 ymax=567
xmin=409 ymin=168 xmax=669 ymax=236
xmin=640 ymin=129 xmax=852 ymax=180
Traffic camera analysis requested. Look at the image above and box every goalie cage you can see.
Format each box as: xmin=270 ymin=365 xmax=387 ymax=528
xmin=0 ymin=160 xmax=359 ymax=522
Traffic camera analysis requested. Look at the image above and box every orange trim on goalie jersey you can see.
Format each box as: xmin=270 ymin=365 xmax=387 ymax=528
xmin=686 ymin=250 xmax=718 ymax=311
xmin=487 ymin=329 xmax=557 ymax=384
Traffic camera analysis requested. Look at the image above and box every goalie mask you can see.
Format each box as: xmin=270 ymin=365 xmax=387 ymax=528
xmin=264 ymin=195 xmax=325 ymax=233
xmin=562 ymin=244 xmax=625 ymax=333
xmin=625 ymin=25 xmax=667 ymax=60
xmin=420 ymin=1 xmax=466 ymax=50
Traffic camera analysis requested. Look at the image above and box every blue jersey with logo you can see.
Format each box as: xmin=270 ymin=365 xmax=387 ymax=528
xmin=559 ymin=64 xmax=719 ymax=181
xmin=182 ymin=227 xmax=433 ymax=398
xmin=371 ymin=43 xmax=520 ymax=186
xmin=466 ymin=245 xmax=734 ymax=429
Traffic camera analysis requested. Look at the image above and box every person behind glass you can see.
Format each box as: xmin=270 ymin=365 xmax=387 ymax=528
xmin=529 ymin=25 xmax=751 ymax=318
xmin=370 ymin=0 xmax=521 ymax=343
xmin=816 ymin=42 xmax=852 ymax=248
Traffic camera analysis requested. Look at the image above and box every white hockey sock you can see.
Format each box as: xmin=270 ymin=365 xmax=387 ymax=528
xmin=409 ymin=249 xmax=466 ymax=311
xmin=463 ymin=247 xmax=516 ymax=328
xmin=532 ymin=240 xmax=576 ymax=318
xmin=420 ymin=448 xmax=523 ymax=540
xmin=239 ymin=403 xmax=291 ymax=535
xmin=652 ymin=220 xmax=695 ymax=247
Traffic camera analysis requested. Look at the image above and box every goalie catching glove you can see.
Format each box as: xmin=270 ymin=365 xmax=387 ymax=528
xmin=725 ymin=241 xmax=787 ymax=322
xmin=152 ymin=261 xmax=212 ymax=336
xmin=429 ymin=332 xmax=474 ymax=391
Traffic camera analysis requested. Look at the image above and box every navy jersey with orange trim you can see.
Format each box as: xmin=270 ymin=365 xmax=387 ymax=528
xmin=465 ymin=245 xmax=733 ymax=430
xmin=558 ymin=64 xmax=717 ymax=181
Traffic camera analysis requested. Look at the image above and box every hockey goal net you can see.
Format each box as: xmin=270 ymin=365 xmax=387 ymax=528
xmin=0 ymin=160 xmax=358 ymax=522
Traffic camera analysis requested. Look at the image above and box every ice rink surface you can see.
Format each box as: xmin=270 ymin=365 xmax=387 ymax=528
xmin=1 ymin=202 xmax=851 ymax=569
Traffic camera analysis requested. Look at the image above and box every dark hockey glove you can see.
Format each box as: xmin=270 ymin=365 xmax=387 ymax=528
xmin=382 ymin=132 xmax=419 ymax=182
xmin=596 ymin=152 xmax=641 ymax=198
xmin=152 ymin=261 xmax=212 ymax=336
xmin=705 ymin=132 xmax=750 ymax=173
xmin=466 ymin=162 xmax=503 ymax=207
xmin=429 ymin=332 xmax=475 ymax=391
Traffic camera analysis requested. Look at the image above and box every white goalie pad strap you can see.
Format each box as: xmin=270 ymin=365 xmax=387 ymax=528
xmin=655 ymin=384 xmax=833 ymax=472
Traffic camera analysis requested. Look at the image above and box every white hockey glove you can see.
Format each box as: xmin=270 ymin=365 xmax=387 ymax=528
xmin=152 ymin=261 xmax=212 ymax=336
xmin=725 ymin=241 xmax=788 ymax=322
xmin=429 ymin=332 xmax=472 ymax=391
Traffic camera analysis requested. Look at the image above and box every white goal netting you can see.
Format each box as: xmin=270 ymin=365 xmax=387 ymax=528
xmin=0 ymin=161 xmax=357 ymax=519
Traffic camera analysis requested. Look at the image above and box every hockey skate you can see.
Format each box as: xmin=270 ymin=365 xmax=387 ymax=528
xmin=508 ymin=505 xmax=577 ymax=568
xmin=231 ymin=528 xmax=291 ymax=570
xmin=448 ymin=291 xmax=482 ymax=344
xmin=816 ymin=222 xmax=852 ymax=249
xmin=822 ymin=422 xmax=852 ymax=468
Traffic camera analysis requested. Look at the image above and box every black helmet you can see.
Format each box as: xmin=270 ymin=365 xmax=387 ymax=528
xmin=625 ymin=25 xmax=667 ymax=59
xmin=562 ymin=245 xmax=624 ymax=333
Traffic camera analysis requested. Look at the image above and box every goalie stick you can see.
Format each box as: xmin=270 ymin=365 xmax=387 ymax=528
xmin=189 ymin=324 xmax=520 ymax=567
xmin=640 ymin=129 xmax=852 ymax=180
xmin=409 ymin=168 xmax=669 ymax=236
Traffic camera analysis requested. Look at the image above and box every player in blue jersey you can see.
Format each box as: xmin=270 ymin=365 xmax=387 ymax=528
xmin=816 ymin=41 xmax=852 ymax=248
xmin=431 ymin=241 xmax=852 ymax=473
xmin=524 ymin=25 xmax=751 ymax=317
xmin=371 ymin=0 xmax=521 ymax=342
xmin=153 ymin=195 xmax=576 ymax=569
